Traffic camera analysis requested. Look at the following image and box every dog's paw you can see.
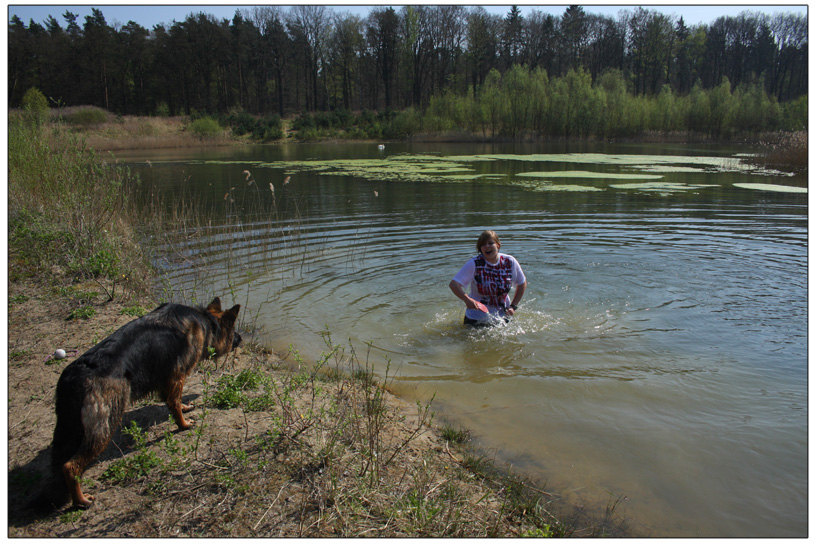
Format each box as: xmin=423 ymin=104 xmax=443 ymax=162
xmin=181 ymin=402 xmax=195 ymax=413
xmin=75 ymin=494 xmax=95 ymax=509
xmin=178 ymin=418 xmax=195 ymax=430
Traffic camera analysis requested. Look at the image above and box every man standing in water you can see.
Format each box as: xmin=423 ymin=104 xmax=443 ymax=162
xmin=449 ymin=230 xmax=527 ymax=327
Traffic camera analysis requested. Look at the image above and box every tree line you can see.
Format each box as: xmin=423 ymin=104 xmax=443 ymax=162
xmin=8 ymin=5 xmax=807 ymax=134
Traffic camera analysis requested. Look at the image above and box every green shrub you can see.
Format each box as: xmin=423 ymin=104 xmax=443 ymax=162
xmin=383 ymin=109 xmax=420 ymax=139
xmin=252 ymin=114 xmax=283 ymax=141
xmin=21 ymin=87 xmax=49 ymax=114
xmin=782 ymin=94 xmax=807 ymax=131
xmin=63 ymin=106 xmax=109 ymax=127
xmin=20 ymin=87 xmax=49 ymax=125
xmin=333 ymin=108 xmax=354 ymax=127
xmin=188 ymin=116 xmax=223 ymax=138
xmin=154 ymin=101 xmax=170 ymax=117
xmin=224 ymin=110 xmax=257 ymax=136
xmin=291 ymin=112 xmax=315 ymax=131
xmin=83 ymin=248 xmax=121 ymax=279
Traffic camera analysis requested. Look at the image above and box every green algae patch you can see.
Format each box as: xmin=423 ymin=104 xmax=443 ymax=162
xmin=253 ymin=157 xmax=478 ymax=183
xmin=631 ymin=165 xmax=709 ymax=174
xmin=609 ymin=182 xmax=718 ymax=193
xmin=512 ymin=180 xmax=604 ymax=192
xmin=516 ymin=170 xmax=662 ymax=180
xmin=190 ymin=154 xmax=794 ymax=192
xmin=199 ymin=153 xmax=754 ymax=176
xmin=444 ymin=153 xmax=741 ymax=168
xmin=733 ymin=183 xmax=807 ymax=194
xmin=537 ymin=184 xmax=605 ymax=192
xmin=436 ymin=152 xmax=794 ymax=177
xmin=445 ymin=174 xmax=508 ymax=181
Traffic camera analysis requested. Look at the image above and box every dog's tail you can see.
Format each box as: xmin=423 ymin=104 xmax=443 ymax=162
xmin=27 ymin=370 xmax=89 ymax=512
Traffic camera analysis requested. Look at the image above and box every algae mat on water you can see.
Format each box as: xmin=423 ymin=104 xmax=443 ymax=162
xmin=197 ymin=153 xmax=801 ymax=194
xmin=733 ymin=183 xmax=807 ymax=194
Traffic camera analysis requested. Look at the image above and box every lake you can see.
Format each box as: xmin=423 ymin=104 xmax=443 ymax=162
xmin=117 ymin=141 xmax=807 ymax=537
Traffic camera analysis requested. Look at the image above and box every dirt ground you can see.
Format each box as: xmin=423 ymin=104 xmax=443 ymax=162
xmin=8 ymin=279 xmax=578 ymax=537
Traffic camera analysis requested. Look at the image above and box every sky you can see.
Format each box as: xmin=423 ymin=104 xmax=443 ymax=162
xmin=7 ymin=3 xmax=808 ymax=30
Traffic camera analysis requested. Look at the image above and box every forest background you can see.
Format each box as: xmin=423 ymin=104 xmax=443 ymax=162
xmin=8 ymin=5 xmax=808 ymax=141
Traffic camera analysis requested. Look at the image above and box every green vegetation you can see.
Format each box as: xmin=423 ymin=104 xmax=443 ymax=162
xmin=417 ymin=69 xmax=805 ymax=140
xmin=223 ymin=110 xmax=285 ymax=141
xmin=59 ymin=106 xmax=109 ymax=127
xmin=20 ymin=87 xmax=49 ymax=125
xmin=439 ymin=421 xmax=471 ymax=445
xmin=101 ymin=421 xmax=164 ymax=484
xmin=9 ymin=6 xmax=806 ymax=141
xmin=188 ymin=116 xmax=224 ymax=139
xmin=8 ymin=114 xmax=152 ymax=299
xmin=8 ymin=115 xmax=150 ymax=299
xmin=120 ymin=304 xmax=148 ymax=317
xmin=67 ymin=305 xmax=96 ymax=320
xmin=210 ymin=367 xmax=273 ymax=411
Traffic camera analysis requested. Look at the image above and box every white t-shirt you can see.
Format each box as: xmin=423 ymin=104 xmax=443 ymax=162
xmin=452 ymin=253 xmax=526 ymax=320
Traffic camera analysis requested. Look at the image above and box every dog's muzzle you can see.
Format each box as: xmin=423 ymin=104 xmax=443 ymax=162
xmin=232 ymin=332 xmax=242 ymax=350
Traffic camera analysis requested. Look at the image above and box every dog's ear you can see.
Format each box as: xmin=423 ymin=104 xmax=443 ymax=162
xmin=220 ymin=304 xmax=241 ymax=326
xmin=207 ymin=297 xmax=222 ymax=313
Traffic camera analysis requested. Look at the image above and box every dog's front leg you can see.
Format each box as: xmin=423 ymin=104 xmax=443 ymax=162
xmin=165 ymin=377 xmax=194 ymax=429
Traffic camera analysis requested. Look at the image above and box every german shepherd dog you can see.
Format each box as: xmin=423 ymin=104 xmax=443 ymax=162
xmin=37 ymin=297 xmax=241 ymax=510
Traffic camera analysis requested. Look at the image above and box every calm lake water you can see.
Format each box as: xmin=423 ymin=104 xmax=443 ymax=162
xmin=118 ymin=142 xmax=807 ymax=537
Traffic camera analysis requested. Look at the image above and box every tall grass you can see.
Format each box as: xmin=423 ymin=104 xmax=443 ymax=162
xmin=752 ymin=131 xmax=808 ymax=174
xmin=8 ymin=113 xmax=151 ymax=299
xmin=140 ymin=166 xmax=322 ymax=342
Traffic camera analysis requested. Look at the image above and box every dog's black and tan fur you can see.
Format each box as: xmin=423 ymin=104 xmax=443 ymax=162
xmin=39 ymin=297 xmax=241 ymax=510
